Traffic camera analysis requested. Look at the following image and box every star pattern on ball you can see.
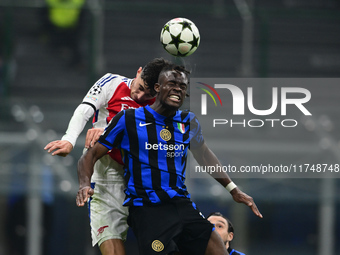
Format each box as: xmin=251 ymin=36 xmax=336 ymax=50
xmin=180 ymin=20 xmax=193 ymax=32
xmin=163 ymin=23 xmax=171 ymax=33
xmin=160 ymin=18 xmax=200 ymax=57
xmin=169 ymin=33 xmax=185 ymax=51
xmin=190 ymin=33 xmax=200 ymax=47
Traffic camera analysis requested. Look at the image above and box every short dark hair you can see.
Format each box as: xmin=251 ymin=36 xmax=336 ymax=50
xmin=207 ymin=212 xmax=234 ymax=234
xmin=141 ymin=58 xmax=172 ymax=95
xmin=158 ymin=63 xmax=191 ymax=84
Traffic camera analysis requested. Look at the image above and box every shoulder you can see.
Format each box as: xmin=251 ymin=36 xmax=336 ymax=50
xmin=96 ymin=73 xmax=119 ymax=85
xmin=95 ymin=73 xmax=130 ymax=88
xmin=173 ymin=110 xmax=202 ymax=131
xmin=122 ymin=107 xmax=140 ymax=117
xmin=125 ymin=107 xmax=138 ymax=113
xmin=114 ymin=107 xmax=137 ymax=116
xmin=187 ymin=110 xmax=201 ymax=126
xmin=176 ymin=109 xmax=198 ymax=122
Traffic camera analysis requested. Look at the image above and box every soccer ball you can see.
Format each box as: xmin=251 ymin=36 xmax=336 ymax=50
xmin=160 ymin=17 xmax=200 ymax=57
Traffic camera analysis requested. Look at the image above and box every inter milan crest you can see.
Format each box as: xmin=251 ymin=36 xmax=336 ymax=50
xmin=160 ymin=126 xmax=171 ymax=141
xmin=89 ymin=84 xmax=102 ymax=95
xmin=151 ymin=240 xmax=164 ymax=252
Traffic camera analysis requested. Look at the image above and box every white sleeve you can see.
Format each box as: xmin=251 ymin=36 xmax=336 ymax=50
xmin=61 ymin=104 xmax=95 ymax=147
xmin=82 ymin=73 xmax=121 ymax=111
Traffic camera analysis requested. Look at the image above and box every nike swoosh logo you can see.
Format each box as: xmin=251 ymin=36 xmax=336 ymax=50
xmin=139 ymin=122 xmax=153 ymax=127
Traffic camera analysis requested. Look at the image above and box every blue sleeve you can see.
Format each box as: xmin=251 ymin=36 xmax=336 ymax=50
xmin=230 ymin=249 xmax=246 ymax=255
xmin=98 ymin=110 xmax=126 ymax=150
xmin=189 ymin=113 xmax=204 ymax=149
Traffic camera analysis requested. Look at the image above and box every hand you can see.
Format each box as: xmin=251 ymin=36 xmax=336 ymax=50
xmin=44 ymin=140 xmax=73 ymax=157
xmin=76 ymin=186 xmax=94 ymax=207
xmin=85 ymin=128 xmax=105 ymax=148
xmin=230 ymin=187 xmax=263 ymax=218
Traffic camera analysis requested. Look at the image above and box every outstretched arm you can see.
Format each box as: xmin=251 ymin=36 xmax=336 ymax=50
xmin=191 ymin=142 xmax=263 ymax=218
xmin=44 ymin=140 xmax=73 ymax=157
xmin=44 ymin=104 xmax=95 ymax=156
xmin=76 ymin=142 xmax=109 ymax=207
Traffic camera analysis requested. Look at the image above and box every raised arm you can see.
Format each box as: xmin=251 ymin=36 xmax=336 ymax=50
xmin=191 ymin=142 xmax=263 ymax=218
xmin=45 ymin=73 xmax=117 ymax=156
xmin=44 ymin=104 xmax=95 ymax=156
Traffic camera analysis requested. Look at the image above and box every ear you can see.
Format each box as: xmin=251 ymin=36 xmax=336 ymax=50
xmin=154 ymin=83 xmax=161 ymax=93
xmin=136 ymin=67 xmax=143 ymax=77
xmin=227 ymin=232 xmax=234 ymax=242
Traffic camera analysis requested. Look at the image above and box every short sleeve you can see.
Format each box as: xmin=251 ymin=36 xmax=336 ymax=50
xmin=82 ymin=73 xmax=119 ymax=111
xmin=189 ymin=113 xmax=204 ymax=149
xmin=98 ymin=110 xmax=125 ymax=150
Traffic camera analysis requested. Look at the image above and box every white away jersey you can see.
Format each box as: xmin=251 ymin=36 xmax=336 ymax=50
xmin=82 ymin=73 xmax=154 ymax=129
xmin=82 ymin=73 xmax=155 ymax=164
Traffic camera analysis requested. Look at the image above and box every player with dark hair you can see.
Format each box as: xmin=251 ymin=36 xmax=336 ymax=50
xmin=76 ymin=64 xmax=262 ymax=255
xmin=45 ymin=57 xmax=172 ymax=255
xmin=207 ymin=212 xmax=245 ymax=255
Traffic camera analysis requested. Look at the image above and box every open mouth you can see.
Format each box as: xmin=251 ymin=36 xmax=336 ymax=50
xmin=169 ymin=94 xmax=181 ymax=102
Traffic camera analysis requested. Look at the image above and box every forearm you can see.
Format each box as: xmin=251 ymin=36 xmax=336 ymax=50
xmin=77 ymin=142 xmax=110 ymax=188
xmin=62 ymin=104 xmax=95 ymax=147
xmin=193 ymin=143 xmax=233 ymax=187
xmin=77 ymin=151 xmax=96 ymax=188
xmin=192 ymin=144 xmax=263 ymax=218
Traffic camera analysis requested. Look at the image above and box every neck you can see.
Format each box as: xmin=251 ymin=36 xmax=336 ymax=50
xmin=150 ymin=101 xmax=177 ymax=117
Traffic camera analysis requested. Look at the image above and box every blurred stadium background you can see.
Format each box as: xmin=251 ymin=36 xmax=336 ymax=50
xmin=0 ymin=0 xmax=339 ymax=254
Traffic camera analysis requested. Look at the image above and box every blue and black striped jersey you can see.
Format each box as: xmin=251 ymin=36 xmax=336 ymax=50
xmin=98 ymin=105 xmax=204 ymax=206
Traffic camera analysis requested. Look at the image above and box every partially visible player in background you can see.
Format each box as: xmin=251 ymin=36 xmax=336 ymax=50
xmin=207 ymin=212 xmax=246 ymax=255
xmin=44 ymin=57 xmax=171 ymax=255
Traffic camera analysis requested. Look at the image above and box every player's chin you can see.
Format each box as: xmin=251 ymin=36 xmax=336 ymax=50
xmin=131 ymin=96 xmax=141 ymax=103
xmin=166 ymin=99 xmax=183 ymax=109
xmin=130 ymin=94 xmax=141 ymax=103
